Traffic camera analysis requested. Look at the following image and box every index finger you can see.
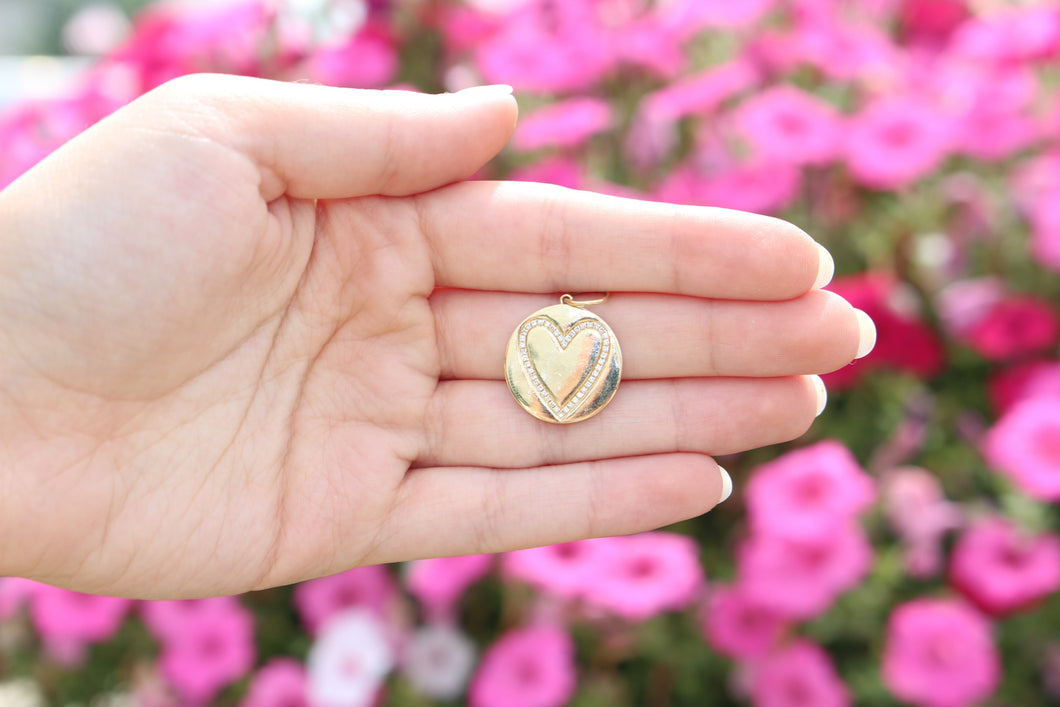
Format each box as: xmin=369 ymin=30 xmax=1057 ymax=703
xmin=416 ymin=181 xmax=831 ymax=300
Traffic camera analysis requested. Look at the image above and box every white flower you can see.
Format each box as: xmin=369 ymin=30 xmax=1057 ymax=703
xmin=466 ymin=0 xmax=533 ymax=14
xmin=0 ymin=679 xmax=45 ymax=707
xmin=403 ymin=624 xmax=476 ymax=700
xmin=62 ymin=3 xmax=131 ymax=56
xmin=307 ymin=609 xmax=394 ymax=707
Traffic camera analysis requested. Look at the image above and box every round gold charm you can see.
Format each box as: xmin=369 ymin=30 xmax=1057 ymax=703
xmin=505 ymin=296 xmax=622 ymax=424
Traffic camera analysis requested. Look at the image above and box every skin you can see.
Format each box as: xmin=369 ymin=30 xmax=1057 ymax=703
xmin=0 ymin=75 xmax=867 ymax=599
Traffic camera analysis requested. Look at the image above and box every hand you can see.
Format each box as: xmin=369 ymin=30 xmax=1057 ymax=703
xmin=0 ymin=75 xmax=869 ymax=598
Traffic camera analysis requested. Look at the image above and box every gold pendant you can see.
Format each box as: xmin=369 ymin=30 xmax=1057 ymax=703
xmin=505 ymin=294 xmax=622 ymax=424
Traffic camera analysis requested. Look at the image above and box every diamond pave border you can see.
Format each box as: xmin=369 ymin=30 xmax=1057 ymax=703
xmin=518 ymin=316 xmax=612 ymax=421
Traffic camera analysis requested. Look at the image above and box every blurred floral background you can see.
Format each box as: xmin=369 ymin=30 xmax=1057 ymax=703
xmin=2 ymin=0 xmax=1060 ymax=705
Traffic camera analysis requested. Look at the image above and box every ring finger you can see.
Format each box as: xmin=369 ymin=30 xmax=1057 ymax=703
xmin=417 ymin=376 xmax=824 ymax=469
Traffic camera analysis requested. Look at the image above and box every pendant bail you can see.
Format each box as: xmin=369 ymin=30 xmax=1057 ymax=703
xmin=560 ymin=292 xmax=610 ymax=308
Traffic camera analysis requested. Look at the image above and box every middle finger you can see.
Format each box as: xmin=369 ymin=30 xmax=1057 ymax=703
xmin=431 ymin=288 xmax=866 ymax=381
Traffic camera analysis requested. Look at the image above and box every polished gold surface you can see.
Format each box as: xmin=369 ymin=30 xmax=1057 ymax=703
xmin=505 ymin=298 xmax=622 ymax=424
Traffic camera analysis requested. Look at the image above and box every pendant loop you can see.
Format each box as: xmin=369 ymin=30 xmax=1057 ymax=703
xmin=560 ymin=292 xmax=610 ymax=308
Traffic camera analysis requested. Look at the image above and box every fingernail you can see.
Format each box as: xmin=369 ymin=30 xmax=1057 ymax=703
xmin=813 ymin=243 xmax=834 ymax=290
xmin=855 ymin=309 xmax=877 ymax=359
xmin=810 ymin=374 xmax=827 ymax=416
xmin=718 ymin=466 xmax=733 ymax=504
xmin=456 ymin=84 xmax=514 ymax=99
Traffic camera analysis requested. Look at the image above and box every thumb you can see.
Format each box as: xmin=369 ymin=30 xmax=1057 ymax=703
xmin=133 ymin=74 xmax=518 ymax=201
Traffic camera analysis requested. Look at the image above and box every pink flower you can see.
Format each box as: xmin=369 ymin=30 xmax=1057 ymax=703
xmin=624 ymin=111 xmax=679 ymax=170
xmin=0 ymin=80 xmax=128 ymax=188
xmin=626 ymin=60 xmax=758 ymax=170
xmin=963 ymin=296 xmax=1060 ymax=361
xmin=959 ymin=105 xmax=1039 ymax=162
xmin=473 ymin=10 xmax=612 ymax=93
xmin=701 ymin=584 xmax=788 ymax=660
xmin=731 ymin=86 xmax=842 ymax=165
xmin=508 ymin=156 xmax=585 ymax=189
xmin=154 ymin=598 xmax=256 ymax=704
xmin=436 ymin=6 xmax=502 ymax=54
xmin=950 ymin=517 xmax=1060 ymax=616
xmin=824 ymin=273 xmax=944 ymax=389
xmin=655 ymin=157 xmax=801 ymax=214
xmin=1017 ymin=161 xmax=1056 ymax=224
xmin=936 ymin=277 xmax=1006 ymax=339
xmin=882 ymin=599 xmax=1000 ymax=707
xmin=751 ymin=21 xmax=899 ymax=82
xmin=653 ymin=0 xmax=773 ymax=37
xmin=240 ymin=658 xmax=308 ymax=707
xmin=513 ymin=98 xmax=613 ymax=152
xmin=1012 ymin=150 xmax=1060 ymax=210
xmin=469 ymin=624 xmax=576 ymax=707
xmin=845 ymin=96 xmax=951 ymax=189
xmin=962 ymin=104 xmax=1034 ymax=162
xmin=881 ymin=467 xmax=962 ymax=577
xmin=690 ymin=0 xmax=776 ymax=28
xmin=611 ymin=19 xmax=686 ymax=78
xmin=503 ymin=537 xmax=622 ymax=600
xmin=301 ymin=28 xmax=398 ymax=88
xmin=749 ymin=640 xmax=851 ymax=707
xmin=406 ymin=554 xmax=492 ymax=622
xmin=0 ymin=107 xmax=50 ymax=189
xmin=582 ymin=532 xmax=704 ymax=621
xmin=110 ymin=0 xmax=274 ymax=90
xmin=950 ymin=5 xmax=1060 ymax=63
xmin=988 ymin=360 xmax=1060 ymax=414
xmin=141 ymin=596 xmax=245 ymax=641
xmin=28 ymin=586 xmax=131 ymax=666
xmin=983 ymin=396 xmax=1060 ymax=501
xmin=745 ymin=440 xmax=876 ymax=541
xmin=294 ymin=566 xmax=397 ymax=635
xmin=738 ymin=523 xmax=873 ymax=620
xmin=899 ymin=0 xmax=971 ymax=47
xmin=308 ymin=609 xmax=394 ymax=707
xmin=939 ymin=64 xmax=1041 ymax=161
xmin=790 ymin=0 xmax=897 ymax=23
xmin=639 ymin=60 xmax=758 ymax=123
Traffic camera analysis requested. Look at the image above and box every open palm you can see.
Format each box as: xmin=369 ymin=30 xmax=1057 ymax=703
xmin=0 ymin=76 xmax=867 ymax=598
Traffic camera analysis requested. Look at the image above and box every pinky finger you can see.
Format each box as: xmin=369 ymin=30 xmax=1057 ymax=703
xmin=366 ymin=454 xmax=731 ymax=564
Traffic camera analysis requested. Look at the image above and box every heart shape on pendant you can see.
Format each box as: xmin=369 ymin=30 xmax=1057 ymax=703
xmin=516 ymin=316 xmax=613 ymax=421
